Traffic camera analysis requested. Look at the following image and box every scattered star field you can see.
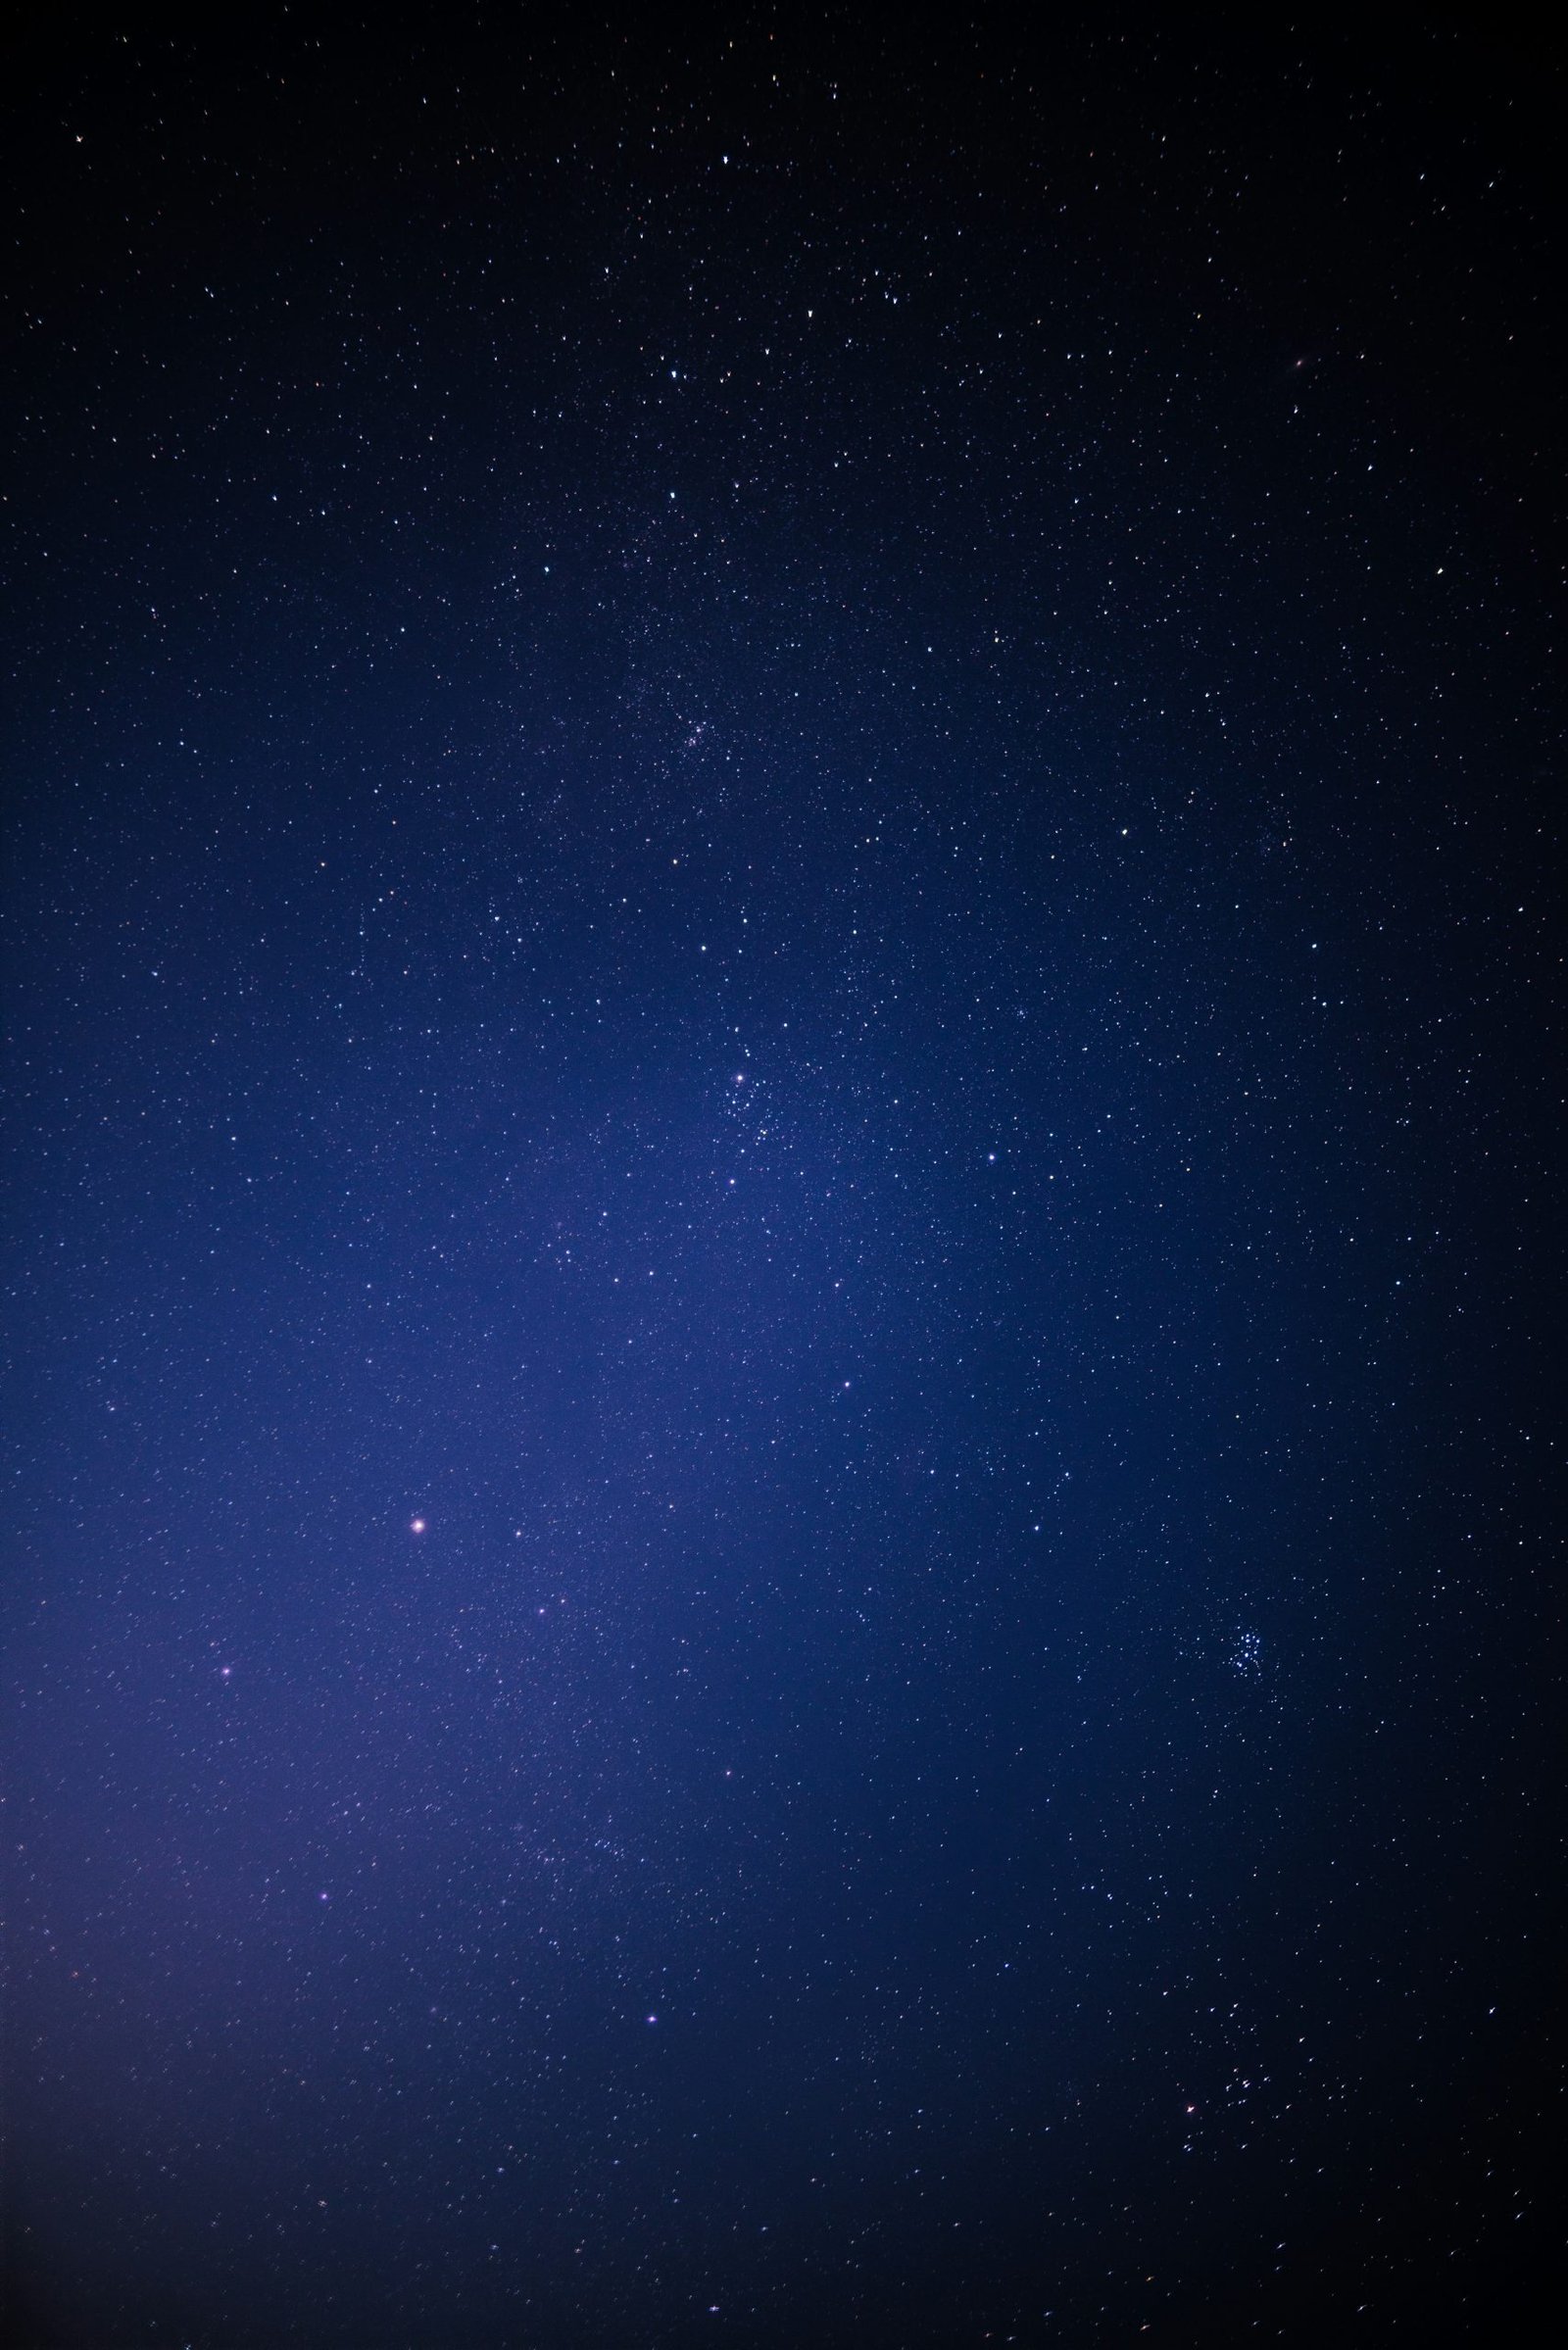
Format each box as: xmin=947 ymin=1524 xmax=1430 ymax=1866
xmin=2 ymin=12 xmax=1562 ymax=2347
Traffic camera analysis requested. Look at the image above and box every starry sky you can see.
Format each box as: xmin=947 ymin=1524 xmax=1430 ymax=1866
xmin=2 ymin=12 xmax=1562 ymax=2347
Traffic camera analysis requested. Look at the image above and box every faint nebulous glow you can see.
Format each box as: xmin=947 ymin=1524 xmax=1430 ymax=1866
xmin=5 ymin=21 xmax=1546 ymax=2349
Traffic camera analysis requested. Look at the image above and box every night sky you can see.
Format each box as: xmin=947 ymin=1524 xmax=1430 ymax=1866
xmin=3 ymin=12 xmax=1562 ymax=2346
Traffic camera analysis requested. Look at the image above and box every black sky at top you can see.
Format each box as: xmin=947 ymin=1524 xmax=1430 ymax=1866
xmin=2 ymin=10 xmax=1562 ymax=2347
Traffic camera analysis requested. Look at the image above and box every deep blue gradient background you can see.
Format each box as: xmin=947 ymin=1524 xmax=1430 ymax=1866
xmin=3 ymin=12 xmax=1562 ymax=2344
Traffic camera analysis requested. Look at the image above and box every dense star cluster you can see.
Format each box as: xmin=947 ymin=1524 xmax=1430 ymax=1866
xmin=2 ymin=13 xmax=1561 ymax=2347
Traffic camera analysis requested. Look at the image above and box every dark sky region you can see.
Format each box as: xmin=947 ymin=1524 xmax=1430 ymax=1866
xmin=1 ymin=10 xmax=1562 ymax=2347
